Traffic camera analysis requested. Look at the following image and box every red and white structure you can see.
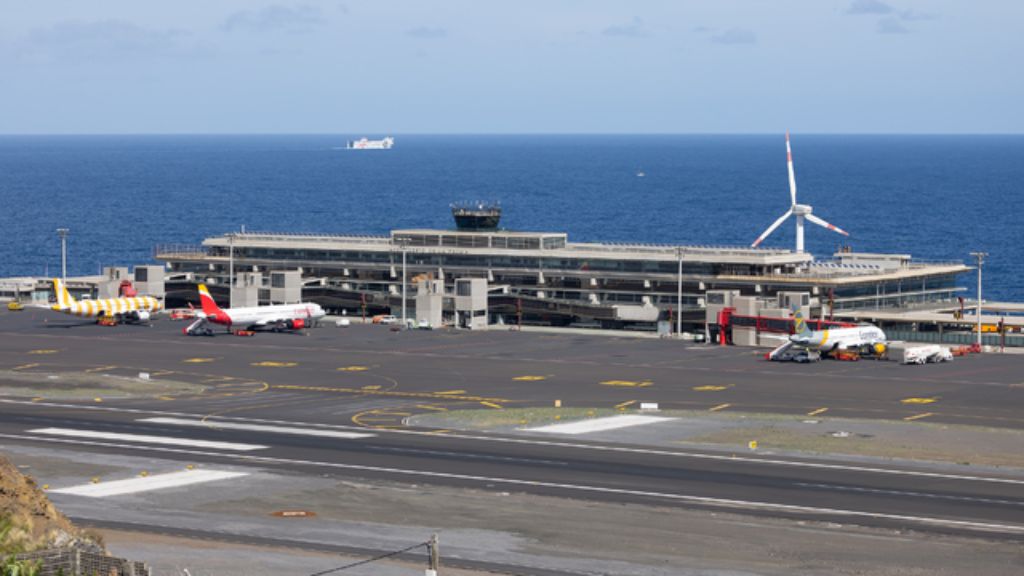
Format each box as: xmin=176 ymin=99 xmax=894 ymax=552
xmin=751 ymin=132 xmax=849 ymax=253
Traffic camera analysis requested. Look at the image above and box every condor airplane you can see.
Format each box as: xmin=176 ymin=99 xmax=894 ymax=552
xmin=185 ymin=284 xmax=325 ymax=335
xmin=51 ymin=278 xmax=161 ymax=324
xmin=790 ymin=306 xmax=886 ymax=352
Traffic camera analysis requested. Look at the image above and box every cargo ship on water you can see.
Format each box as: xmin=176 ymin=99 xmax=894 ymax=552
xmin=346 ymin=136 xmax=394 ymax=150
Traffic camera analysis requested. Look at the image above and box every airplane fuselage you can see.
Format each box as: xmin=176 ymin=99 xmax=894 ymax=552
xmin=790 ymin=326 xmax=886 ymax=351
xmin=199 ymin=303 xmax=325 ymax=329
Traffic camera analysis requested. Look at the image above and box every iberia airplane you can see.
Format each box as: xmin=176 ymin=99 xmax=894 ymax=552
xmin=51 ymin=278 xmax=161 ymax=324
xmin=185 ymin=283 xmax=325 ymax=335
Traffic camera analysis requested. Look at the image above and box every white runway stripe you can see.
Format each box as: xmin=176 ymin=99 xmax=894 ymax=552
xmin=51 ymin=469 xmax=247 ymax=497
xmin=527 ymin=415 xmax=674 ymax=435
xmin=28 ymin=428 xmax=267 ymax=451
xmin=139 ymin=417 xmax=376 ymax=439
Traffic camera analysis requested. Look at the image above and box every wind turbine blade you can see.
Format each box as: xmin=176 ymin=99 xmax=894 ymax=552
xmin=786 ymin=131 xmax=797 ymax=206
xmin=751 ymin=209 xmax=794 ymax=247
xmin=805 ymin=213 xmax=850 ymax=237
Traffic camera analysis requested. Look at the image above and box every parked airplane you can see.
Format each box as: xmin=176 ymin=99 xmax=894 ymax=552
xmin=50 ymin=278 xmax=161 ymax=324
xmin=790 ymin=306 xmax=886 ymax=352
xmin=185 ymin=284 xmax=326 ymax=335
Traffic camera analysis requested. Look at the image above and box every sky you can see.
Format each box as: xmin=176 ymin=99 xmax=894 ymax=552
xmin=1 ymin=0 xmax=1021 ymax=134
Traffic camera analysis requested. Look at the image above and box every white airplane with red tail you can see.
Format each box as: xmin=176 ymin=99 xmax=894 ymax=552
xmin=185 ymin=284 xmax=325 ymax=336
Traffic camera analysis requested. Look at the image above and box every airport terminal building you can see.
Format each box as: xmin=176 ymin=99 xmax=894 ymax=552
xmin=154 ymin=208 xmax=971 ymax=334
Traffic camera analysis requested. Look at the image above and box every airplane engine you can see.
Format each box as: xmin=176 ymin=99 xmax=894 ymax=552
xmin=287 ymin=318 xmax=306 ymax=330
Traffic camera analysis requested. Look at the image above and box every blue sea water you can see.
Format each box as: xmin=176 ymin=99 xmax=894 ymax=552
xmin=1 ymin=134 xmax=1021 ymax=300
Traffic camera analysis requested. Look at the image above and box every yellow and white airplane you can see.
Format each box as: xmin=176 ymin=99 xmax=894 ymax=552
xmin=51 ymin=278 xmax=161 ymax=324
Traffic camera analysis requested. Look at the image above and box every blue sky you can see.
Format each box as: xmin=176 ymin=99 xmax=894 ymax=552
xmin=1 ymin=0 xmax=1020 ymax=134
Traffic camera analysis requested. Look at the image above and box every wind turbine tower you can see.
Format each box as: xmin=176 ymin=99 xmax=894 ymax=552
xmin=751 ymin=132 xmax=849 ymax=253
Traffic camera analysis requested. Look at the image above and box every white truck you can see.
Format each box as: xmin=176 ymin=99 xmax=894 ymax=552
xmin=890 ymin=342 xmax=953 ymax=365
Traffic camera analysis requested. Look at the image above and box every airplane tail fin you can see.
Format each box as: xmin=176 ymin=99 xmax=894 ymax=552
xmin=52 ymin=278 xmax=75 ymax=309
xmin=197 ymin=284 xmax=223 ymax=316
xmin=792 ymin=305 xmax=811 ymax=336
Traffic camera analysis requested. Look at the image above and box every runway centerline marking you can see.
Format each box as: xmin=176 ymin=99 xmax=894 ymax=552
xmin=51 ymin=469 xmax=247 ymax=498
xmin=182 ymin=358 xmax=217 ymax=364
xmin=693 ymin=385 xmax=730 ymax=392
xmin=138 ymin=417 xmax=376 ymax=440
xmin=27 ymin=428 xmax=267 ymax=451
xmin=528 ymin=415 xmax=674 ymax=435
xmin=7 ymin=432 xmax=1024 ymax=537
xmin=252 ymin=361 xmax=298 ymax=368
xmin=27 ymin=349 xmax=59 ymax=355
xmin=513 ymin=375 xmax=547 ymax=381
xmin=337 ymin=366 xmax=369 ymax=372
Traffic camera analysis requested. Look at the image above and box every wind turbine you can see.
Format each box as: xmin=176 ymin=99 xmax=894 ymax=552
xmin=751 ymin=132 xmax=849 ymax=253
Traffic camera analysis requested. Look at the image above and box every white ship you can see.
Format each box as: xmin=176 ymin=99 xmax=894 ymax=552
xmin=346 ymin=136 xmax=394 ymax=150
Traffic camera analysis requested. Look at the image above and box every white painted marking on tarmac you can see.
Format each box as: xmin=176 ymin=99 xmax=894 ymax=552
xmin=27 ymin=428 xmax=267 ymax=451
xmin=6 ymin=399 xmax=1024 ymax=486
xmin=527 ymin=415 xmax=674 ymax=435
xmin=139 ymin=417 xmax=376 ymax=440
xmin=795 ymin=483 xmax=1024 ymax=507
xmin=51 ymin=470 xmax=247 ymax=498
xmin=4 ymin=432 xmax=1024 ymax=536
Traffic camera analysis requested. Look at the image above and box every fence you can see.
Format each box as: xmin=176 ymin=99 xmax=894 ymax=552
xmin=15 ymin=548 xmax=150 ymax=576
xmin=884 ymin=330 xmax=1024 ymax=348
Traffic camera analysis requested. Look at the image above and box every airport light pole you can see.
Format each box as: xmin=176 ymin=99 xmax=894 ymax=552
xmin=970 ymin=251 xmax=987 ymax=348
xmin=228 ymin=232 xmax=235 ymax=309
xmin=396 ymin=238 xmax=409 ymax=329
xmin=676 ymin=247 xmax=683 ymax=337
xmin=56 ymin=228 xmax=69 ymax=282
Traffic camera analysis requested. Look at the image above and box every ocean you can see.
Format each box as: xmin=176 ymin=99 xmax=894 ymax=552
xmin=1 ymin=134 xmax=1021 ymax=300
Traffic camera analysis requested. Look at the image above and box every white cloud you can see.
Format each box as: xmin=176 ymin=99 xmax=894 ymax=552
xmin=602 ymin=17 xmax=650 ymax=39
xmin=847 ymin=0 xmax=894 ymax=15
xmin=222 ymin=4 xmax=325 ymax=33
xmin=877 ymin=17 xmax=909 ymax=34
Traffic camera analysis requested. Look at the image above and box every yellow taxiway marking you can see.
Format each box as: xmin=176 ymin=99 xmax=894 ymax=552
xmin=416 ymin=404 xmax=449 ymax=411
xmin=361 ymin=385 xmax=382 ymax=390
xmin=513 ymin=375 xmax=547 ymax=381
xmin=13 ymin=363 xmax=40 ymax=371
xmin=183 ymin=357 xmax=216 ymax=364
xmin=274 ymin=384 xmax=508 ymax=403
xmin=600 ymin=380 xmax=653 ymax=388
xmin=614 ymin=400 xmax=637 ymax=410
xmin=807 ymin=407 xmax=829 ymax=416
xmin=904 ymin=412 xmax=935 ymax=421
xmin=158 ymin=396 xmax=176 ymax=401
xmin=337 ymin=366 xmax=369 ymax=372
xmin=84 ymin=365 xmax=118 ymax=373
xmin=434 ymin=390 xmax=467 ymax=395
xmin=426 ymin=429 xmax=452 ymax=435
xmin=201 ymin=376 xmax=236 ymax=383
xmin=480 ymin=401 xmax=504 ymax=409
xmin=901 ymin=397 xmax=938 ymax=405
xmin=709 ymin=403 xmax=732 ymax=412
xmin=31 ymin=397 xmax=45 ymax=402
xmin=692 ymin=385 xmax=729 ymax=392
xmin=27 ymin=349 xmax=59 ymax=355
xmin=149 ymin=370 xmax=175 ymax=377
xmin=251 ymin=361 xmax=298 ymax=368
